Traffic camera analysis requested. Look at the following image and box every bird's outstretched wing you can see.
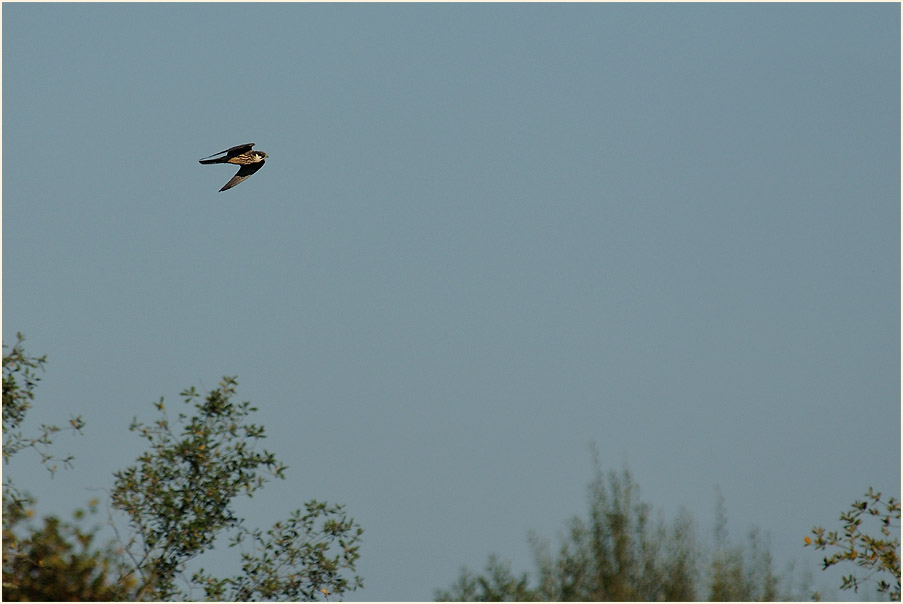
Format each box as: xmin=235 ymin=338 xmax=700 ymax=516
xmin=219 ymin=160 xmax=265 ymax=191
xmin=199 ymin=143 xmax=256 ymax=164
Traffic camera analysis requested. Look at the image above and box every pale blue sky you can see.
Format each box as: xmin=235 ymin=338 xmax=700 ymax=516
xmin=3 ymin=3 xmax=900 ymax=601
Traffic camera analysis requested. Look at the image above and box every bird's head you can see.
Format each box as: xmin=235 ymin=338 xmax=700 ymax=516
xmin=254 ymin=151 xmax=268 ymax=161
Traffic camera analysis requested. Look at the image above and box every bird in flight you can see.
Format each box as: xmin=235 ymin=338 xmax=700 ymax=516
xmin=199 ymin=143 xmax=268 ymax=191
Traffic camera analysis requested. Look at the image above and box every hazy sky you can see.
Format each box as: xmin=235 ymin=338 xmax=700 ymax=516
xmin=2 ymin=3 xmax=899 ymax=601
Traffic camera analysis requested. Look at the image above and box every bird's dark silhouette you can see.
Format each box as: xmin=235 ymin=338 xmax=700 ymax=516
xmin=199 ymin=143 xmax=268 ymax=191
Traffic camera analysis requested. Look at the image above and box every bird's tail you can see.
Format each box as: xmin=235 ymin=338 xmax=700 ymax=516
xmin=199 ymin=156 xmax=228 ymax=164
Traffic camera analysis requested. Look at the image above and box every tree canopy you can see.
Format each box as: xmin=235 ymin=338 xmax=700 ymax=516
xmin=437 ymin=463 xmax=807 ymax=602
xmin=2 ymin=335 xmax=363 ymax=601
xmin=805 ymin=487 xmax=900 ymax=600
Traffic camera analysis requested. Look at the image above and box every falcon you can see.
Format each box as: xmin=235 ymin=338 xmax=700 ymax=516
xmin=199 ymin=143 xmax=268 ymax=191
